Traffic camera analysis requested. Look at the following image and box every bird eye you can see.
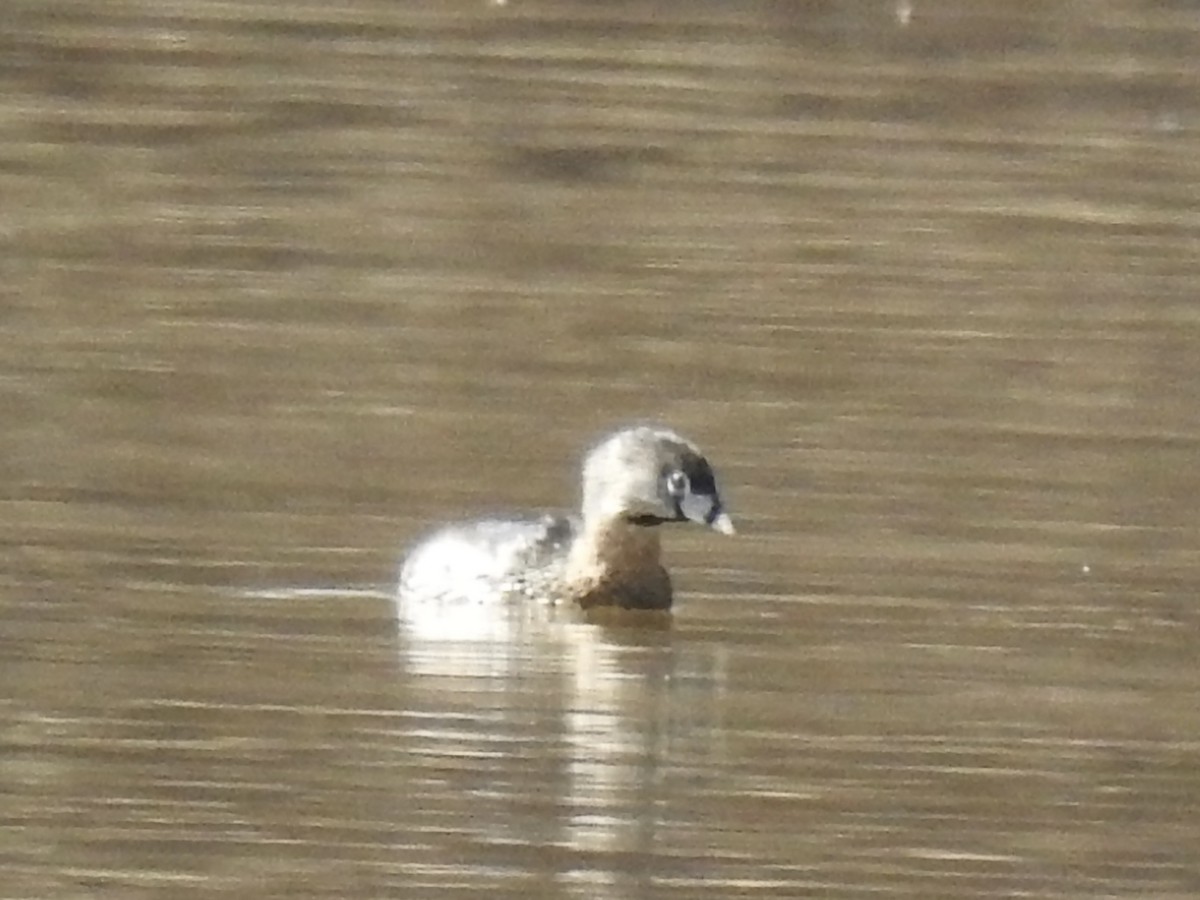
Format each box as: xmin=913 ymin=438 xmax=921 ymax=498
xmin=666 ymin=470 xmax=689 ymax=497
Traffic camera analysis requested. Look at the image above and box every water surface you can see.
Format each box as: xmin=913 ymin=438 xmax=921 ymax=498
xmin=3 ymin=1 xmax=1200 ymax=897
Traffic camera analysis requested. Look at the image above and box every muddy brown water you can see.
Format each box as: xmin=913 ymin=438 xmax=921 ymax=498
xmin=3 ymin=2 xmax=1200 ymax=898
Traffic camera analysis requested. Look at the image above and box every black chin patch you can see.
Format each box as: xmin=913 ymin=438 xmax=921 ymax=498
xmin=628 ymin=514 xmax=669 ymax=527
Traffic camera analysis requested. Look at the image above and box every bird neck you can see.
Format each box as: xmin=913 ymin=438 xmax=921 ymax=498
xmin=567 ymin=517 xmax=671 ymax=610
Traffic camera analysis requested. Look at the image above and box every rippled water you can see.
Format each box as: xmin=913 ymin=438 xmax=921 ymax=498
xmin=3 ymin=1 xmax=1200 ymax=897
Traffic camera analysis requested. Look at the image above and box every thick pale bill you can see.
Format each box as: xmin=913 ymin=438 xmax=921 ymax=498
xmin=710 ymin=511 xmax=736 ymax=536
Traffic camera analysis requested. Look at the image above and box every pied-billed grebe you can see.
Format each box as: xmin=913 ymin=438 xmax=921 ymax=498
xmin=397 ymin=425 xmax=734 ymax=611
